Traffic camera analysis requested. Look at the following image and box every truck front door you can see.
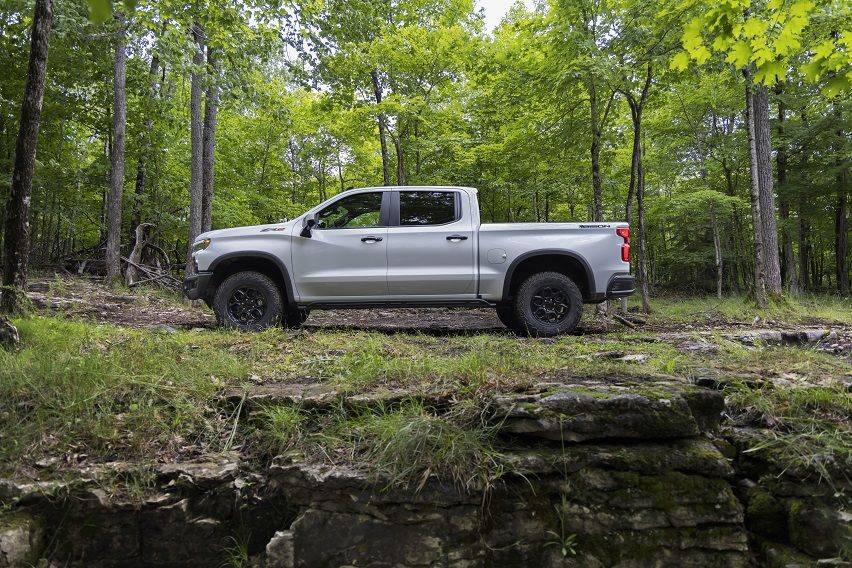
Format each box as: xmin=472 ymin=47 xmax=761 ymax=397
xmin=291 ymin=191 xmax=389 ymax=301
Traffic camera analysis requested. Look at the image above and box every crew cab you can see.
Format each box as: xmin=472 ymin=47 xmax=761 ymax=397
xmin=184 ymin=186 xmax=634 ymax=336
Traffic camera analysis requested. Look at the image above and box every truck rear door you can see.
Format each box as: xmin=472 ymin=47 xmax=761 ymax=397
xmin=386 ymin=189 xmax=476 ymax=296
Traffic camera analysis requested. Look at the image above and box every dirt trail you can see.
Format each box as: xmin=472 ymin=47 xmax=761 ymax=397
xmin=25 ymin=274 xmax=851 ymax=339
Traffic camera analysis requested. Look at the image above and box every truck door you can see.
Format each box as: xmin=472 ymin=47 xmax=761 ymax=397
xmin=386 ymin=189 xmax=476 ymax=297
xmin=291 ymin=191 xmax=389 ymax=301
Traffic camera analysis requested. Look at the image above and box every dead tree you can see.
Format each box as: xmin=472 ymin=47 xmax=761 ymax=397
xmin=125 ymin=223 xmax=154 ymax=286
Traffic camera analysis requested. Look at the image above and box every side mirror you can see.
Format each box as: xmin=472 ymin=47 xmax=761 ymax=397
xmin=300 ymin=215 xmax=317 ymax=238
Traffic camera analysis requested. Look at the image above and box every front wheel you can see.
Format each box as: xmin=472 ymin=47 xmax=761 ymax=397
xmin=512 ymin=271 xmax=583 ymax=337
xmin=213 ymin=271 xmax=283 ymax=331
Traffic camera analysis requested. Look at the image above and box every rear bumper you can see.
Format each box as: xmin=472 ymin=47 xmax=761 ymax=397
xmin=606 ymin=274 xmax=636 ymax=299
xmin=183 ymin=271 xmax=213 ymax=301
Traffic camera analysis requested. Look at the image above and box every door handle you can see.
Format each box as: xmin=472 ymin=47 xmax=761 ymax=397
xmin=446 ymin=235 xmax=468 ymax=242
xmin=361 ymin=236 xmax=383 ymax=243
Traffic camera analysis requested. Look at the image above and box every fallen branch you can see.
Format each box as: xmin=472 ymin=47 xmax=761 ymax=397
xmin=612 ymin=313 xmax=637 ymax=329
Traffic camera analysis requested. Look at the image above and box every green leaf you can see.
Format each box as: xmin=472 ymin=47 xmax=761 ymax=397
xmin=788 ymin=0 xmax=813 ymax=18
xmin=726 ymin=40 xmax=752 ymax=67
xmin=671 ymin=51 xmax=691 ymax=71
xmin=801 ymin=59 xmax=821 ymax=81
xmin=86 ymin=0 xmax=112 ymax=24
xmin=755 ymin=60 xmax=785 ymax=84
xmin=743 ymin=18 xmax=766 ymax=39
xmin=813 ymin=39 xmax=835 ymax=60
xmin=823 ymin=75 xmax=851 ymax=98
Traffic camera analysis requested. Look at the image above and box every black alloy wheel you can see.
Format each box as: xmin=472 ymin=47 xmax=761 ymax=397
xmin=227 ymin=286 xmax=267 ymax=326
xmin=530 ymin=286 xmax=571 ymax=325
xmin=213 ymin=271 xmax=283 ymax=331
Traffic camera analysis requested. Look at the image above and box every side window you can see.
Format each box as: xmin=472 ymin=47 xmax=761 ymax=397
xmin=399 ymin=191 xmax=458 ymax=226
xmin=316 ymin=192 xmax=384 ymax=229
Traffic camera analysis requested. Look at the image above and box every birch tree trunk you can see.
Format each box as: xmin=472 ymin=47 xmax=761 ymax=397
xmin=105 ymin=15 xmax=127 ymax=280
xmin=186 ymin=24 xmax=205 ymax=274
xmin=745 ymin=73 xmax=768 ymax=308
xmin=1 ymin=0 xmax=53 ymax=313
xmin=710 ymin=204 xmax=723 ymax=299
xmin=201 ymin=46 xmax=220 ymax=233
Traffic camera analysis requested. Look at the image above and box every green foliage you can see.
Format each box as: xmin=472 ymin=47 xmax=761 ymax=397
xmin=86 ymin=0 xmax=136 ymax=24
xmin=0 ymin=0 xmax=848 ymax=294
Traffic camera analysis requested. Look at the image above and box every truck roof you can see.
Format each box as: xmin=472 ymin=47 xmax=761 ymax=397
xmin=345 ymin=185 xmax=477 ymax=193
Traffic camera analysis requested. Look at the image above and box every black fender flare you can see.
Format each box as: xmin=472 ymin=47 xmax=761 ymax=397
xmin=208 ymin=251 xmax=296 ymax=305
xmin=502 ymin=249 xmax=596 ymax=301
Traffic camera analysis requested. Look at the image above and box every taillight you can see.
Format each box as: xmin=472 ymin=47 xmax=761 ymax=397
xmin=616 ymin=226 xmax=630 ymax=262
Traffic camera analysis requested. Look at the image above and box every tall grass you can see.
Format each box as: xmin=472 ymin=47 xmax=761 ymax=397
xmin=0 ymin=317 xmax=249 ymax=464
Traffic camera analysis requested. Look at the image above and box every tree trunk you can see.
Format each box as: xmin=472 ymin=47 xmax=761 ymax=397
xmin=710 ymin=204 xmax=723 ymax=299
xmin=393 ymin=129 xmax=407 ymax=186
xmin=125 ymin=223 xmax=153 ymax=286
xmin=201 ymin=46 xmax=220 ymax=233
xmin=589 ymin=80 xmax=603 ymax=222
xmin=105 ymin=15 xmax=127 ymax=280
xmin=837 ymin=160 xmax=849 ymax=295
xmin=130 ymin=53 xmax=160 ymax=244
xmin=370 ymin=69 xmax=391 ymax=186
xmin=753 ymin=83 xmax=782 ymax=294
xmin=775 ymin=83 xmax=798 ymax=294
xmin=185 ymin=24 xmax=204 ymax=275
xmin=1 ymin=0 xmax=52 ymax=313
xmin=636 ymin=138 xmax=651 ymax=313
xmin=744 ymin=73 xmax=768 ymax=308
xmin=799 ymin=197 xmax=810 ymax=291
xmin=625 ymin=101 xmax=640 ymax=226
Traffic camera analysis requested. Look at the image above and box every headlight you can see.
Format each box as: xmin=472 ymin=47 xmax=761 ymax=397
xmin=192 ymin=238 xmax=211 ymax=253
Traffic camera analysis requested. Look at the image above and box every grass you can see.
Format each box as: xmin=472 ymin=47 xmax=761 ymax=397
xmin=0 ymin=317 xmax=250 ymax=465
xmin=350 ymin=400 xmax=501 ymax=490
xmin=1 ymin=307 xmax=848 ymax=488
xmin=637 ymin=293 xmax=852 ymax=326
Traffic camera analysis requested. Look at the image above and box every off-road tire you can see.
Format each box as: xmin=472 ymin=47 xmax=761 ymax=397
xmin=495 ymin=304 xmax=518 ymax=331
xmin=213 ymin=271 xmax=283 ymax=331
xmin=282 ymin=307 xmax=310 ymax=329
xmin=512 ymin=271 xmax=583 ymax=337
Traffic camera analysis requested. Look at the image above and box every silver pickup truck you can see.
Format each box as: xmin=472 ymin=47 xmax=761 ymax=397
xmin=184 ymin=186 xmax=634 ymax=336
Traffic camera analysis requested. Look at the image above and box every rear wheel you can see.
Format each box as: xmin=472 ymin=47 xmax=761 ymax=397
xmin=512 ymin=271 xmax=583 ymax=337
xmin=213 ymin=271 xmax=282 ymax=331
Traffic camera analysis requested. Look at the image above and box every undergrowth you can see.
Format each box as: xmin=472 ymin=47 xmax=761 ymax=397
xmin=1 ymin=312 xmax=848 ymax=489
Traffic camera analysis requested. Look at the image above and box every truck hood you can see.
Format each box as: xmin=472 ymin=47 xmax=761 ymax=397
xmin=195 ymin=219 xmax=299 ymax=242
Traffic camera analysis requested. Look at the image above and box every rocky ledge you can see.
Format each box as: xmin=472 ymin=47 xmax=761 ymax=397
xmin=0 ymin=378 xmax=845 ymax=567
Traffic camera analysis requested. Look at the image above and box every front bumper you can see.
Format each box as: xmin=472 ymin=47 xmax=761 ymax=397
xmin=606 ymin=274 xmax=636 ymax=299
xmin=183 ymin=271 xmax=213 ymax=301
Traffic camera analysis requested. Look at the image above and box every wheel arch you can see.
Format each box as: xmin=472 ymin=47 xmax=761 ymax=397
xmin=207 ymin=251 xmax=295 ymax=306
xmin=502 ymin=250 xmax=595 ymax=302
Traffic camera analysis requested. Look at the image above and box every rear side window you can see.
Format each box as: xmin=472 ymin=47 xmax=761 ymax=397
xmin=399 ymin=191 xmax=457 ymax=226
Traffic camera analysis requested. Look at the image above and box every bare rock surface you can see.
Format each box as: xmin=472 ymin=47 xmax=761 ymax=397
xmin=490 ymin=380 xmax=724 ymax=442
